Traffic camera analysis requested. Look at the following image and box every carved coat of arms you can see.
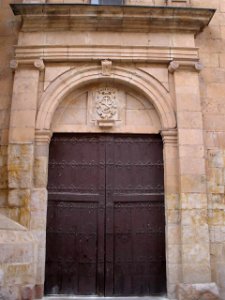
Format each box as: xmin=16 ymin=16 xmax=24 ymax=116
xmin=95 ymin=88 xmax=118 ymax=120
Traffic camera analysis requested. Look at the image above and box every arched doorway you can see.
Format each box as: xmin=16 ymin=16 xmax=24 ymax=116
xmin=45 ymin=133 xmax=166 ymax=296
xmin=35 ymin=68 xmax=177 ymax=298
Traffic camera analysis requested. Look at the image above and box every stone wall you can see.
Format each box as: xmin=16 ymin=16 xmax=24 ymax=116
xmin=194 ymin=1 xmax=225 ymax=298
xmin=0 ymin=0 xmax=225 ymax=299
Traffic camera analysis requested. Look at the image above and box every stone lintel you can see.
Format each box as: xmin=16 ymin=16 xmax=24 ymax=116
xmin=177 ymin=283 xmax=220 ymax=300
xmin=10 ymin=4 xmax=215 ymax=34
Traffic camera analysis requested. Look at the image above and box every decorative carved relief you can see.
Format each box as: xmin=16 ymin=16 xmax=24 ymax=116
xmin=95 ymin=87 xmax=118 ymax=127
xmin=101 ymin=60 xmax=112 ymax=76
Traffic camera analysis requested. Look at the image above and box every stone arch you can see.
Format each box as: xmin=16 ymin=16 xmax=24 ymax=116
xmin=36 ymin=65 xmax=176 ymax=131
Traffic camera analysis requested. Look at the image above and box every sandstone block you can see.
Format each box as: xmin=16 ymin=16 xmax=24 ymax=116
xmin=182 ymin=225 xmax=209 ymax=244
xmin=177 ymin=283 xmax=220 ymax=300
xmin=0 ymin=285 xmax=20 ymax=300
xmin=19 ymin=207 xmax=31 ymax=228
xmin=208 ymin=168 xmax=224 ymax=194
xmin=30 ymin=211 xmax=46 ymax=230
xmin=181 ymin=209 xmax=207 ymax=226
xmin=5 ymin=263 xmax=35 ymax=285
xmin=8 ymin=144 xmax=33 ymax=189
xmin=181 ymin=193 xmax=207 ymax=209
xmin=182 ymin=264 xmax=212 ymax=286
xmin=167 ymin=263 xmax=182 ymax=285
xmin=182 ymin=243 xmax=210 ymax=265
xmin=34 ymin=284 xmax=44 ymax=299
xmin=180 ymin=174 xmax=207 ymax=193
xmin=167 ymin=209 xmax=180 ymax=225
xmin=168 ymin=244 xmax=181 ymax=264
xmin=8 ymin=189 xmax=30 ymax=208
xmin=208 ymin=194 xmax=225 ymax=210
xmin=21 ymin=284 xmax=34 ymax=300
xmin=178 ymin=129 xmax=204 ymax=146
xmin=0 ymin=189 xmax=8 ymax=207
xmin=0 ymin=243 xmax=33 ymax=264
xmin=165 ymin=193 xmax=179 ymax=210
xmin=30 ymin=188 xmax=47 ymax=212
xmin=208 ymin=150 xmax=224 ymax=168
xmin=210 ymin=226 xmax=225 ymax=243
xmin=180 ymin=157 xmax=205 ymax=175
xmin=33 ymin=157 xmax=48 ymax=188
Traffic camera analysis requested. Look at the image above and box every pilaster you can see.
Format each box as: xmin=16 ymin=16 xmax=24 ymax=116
xmin=169 ymin=61 xmax=213 ymax=294
xmin=161 ymin=129 xmax=181 ymax=299
xmin=7 ymin=59 xmax=45 ymax=227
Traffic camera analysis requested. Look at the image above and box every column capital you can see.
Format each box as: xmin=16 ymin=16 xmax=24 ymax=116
xmin=10 ymin=59 xmax=45 ymax=71
xmin=34 ymin=59 xmax=45 ymax=71
xmin=168 ymin=61 xmax=180 ymax=73
xmin=10 ymin=60 xmax=19 ymax=70
xmin=35 ymin=130 xmax=52 ymax=144
xmin=168 ymin=60 xmax=204 ymax=73
xmin=161 ymin=129 xmax=178 ymax=145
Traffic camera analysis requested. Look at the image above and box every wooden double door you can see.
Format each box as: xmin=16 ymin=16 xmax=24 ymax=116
xmin=45 ymin=134 xmax=166 ymax=296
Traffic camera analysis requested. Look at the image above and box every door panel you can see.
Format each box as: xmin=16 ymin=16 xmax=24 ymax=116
xmin=45 ymin=134 xmax=105 ymax=295
xmin=105 ymin=135 xmax=166 ymax=296
xmin=45 ymin=134 xmax=166 ymax=296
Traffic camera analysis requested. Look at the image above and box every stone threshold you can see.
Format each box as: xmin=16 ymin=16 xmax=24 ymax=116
xmin=44 ymin=297 xmax=168 ymax=300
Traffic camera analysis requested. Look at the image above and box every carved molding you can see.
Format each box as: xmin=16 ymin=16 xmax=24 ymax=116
xmin=36 ymin=65 xmax=176 ymax=131
xmin=166 ymin=0 xmax=190 ymax=6
xmin=11 ymin=4 xmax=215 ymax=35
xmin=15 ymin=45 xmax=200 ymax=64
xmin=161 ymin=129 xmax=178 ymax=145
xmin=35 ymin=130 xmax=52 ymax=144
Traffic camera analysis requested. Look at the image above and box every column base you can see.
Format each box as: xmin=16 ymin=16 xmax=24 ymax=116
xmin=177 ymin=283 xmax=220 ymax=300
xmin=34 ymin=284 xmax=44 ymax=299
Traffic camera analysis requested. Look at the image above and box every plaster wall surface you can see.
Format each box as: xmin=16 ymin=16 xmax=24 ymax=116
xmin=0 ymin=0 xmax=224 ymax=300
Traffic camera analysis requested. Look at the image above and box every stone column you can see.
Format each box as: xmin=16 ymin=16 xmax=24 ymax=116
xmin=161 ymin=129 xmax=181 ymax=300
xmin=169 ymin=61 xmax=219 ymax=299
xmin=8 ymin=59 xmax=45 ymax=228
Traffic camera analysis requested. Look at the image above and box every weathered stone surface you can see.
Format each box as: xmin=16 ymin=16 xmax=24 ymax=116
xmin=33 ymin=157 xmax=48 ymax=188
xmin=177 ymin=283 xmax=220 ymax=300
xmin=0 ymin=285 xmax=20 ymax=300
xmin=8 ymin=144 xmax=34 ymax=189
xmin=0 ymin=0 xmax=225 ymax=299
xmin=0 ymin=214 xmax=26 ymax=231
xmin=8 ymin=189 xmax=30 ymax=208
xmin=21 ymin=284 xmax=34 ymax=300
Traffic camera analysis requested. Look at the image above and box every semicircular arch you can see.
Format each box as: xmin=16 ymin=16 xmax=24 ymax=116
xmin=36 ymin=65 xmax=176 ymax=131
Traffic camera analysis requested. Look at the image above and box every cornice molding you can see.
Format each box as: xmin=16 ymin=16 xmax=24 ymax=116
xmin=10 ymin=4 xmax=215 ymax=34
xmin=14 ymin=45 xmax=199 ymax=63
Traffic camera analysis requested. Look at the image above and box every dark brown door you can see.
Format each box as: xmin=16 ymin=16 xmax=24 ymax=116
xmin=45 ymin=134 xmax=166 ymax=296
